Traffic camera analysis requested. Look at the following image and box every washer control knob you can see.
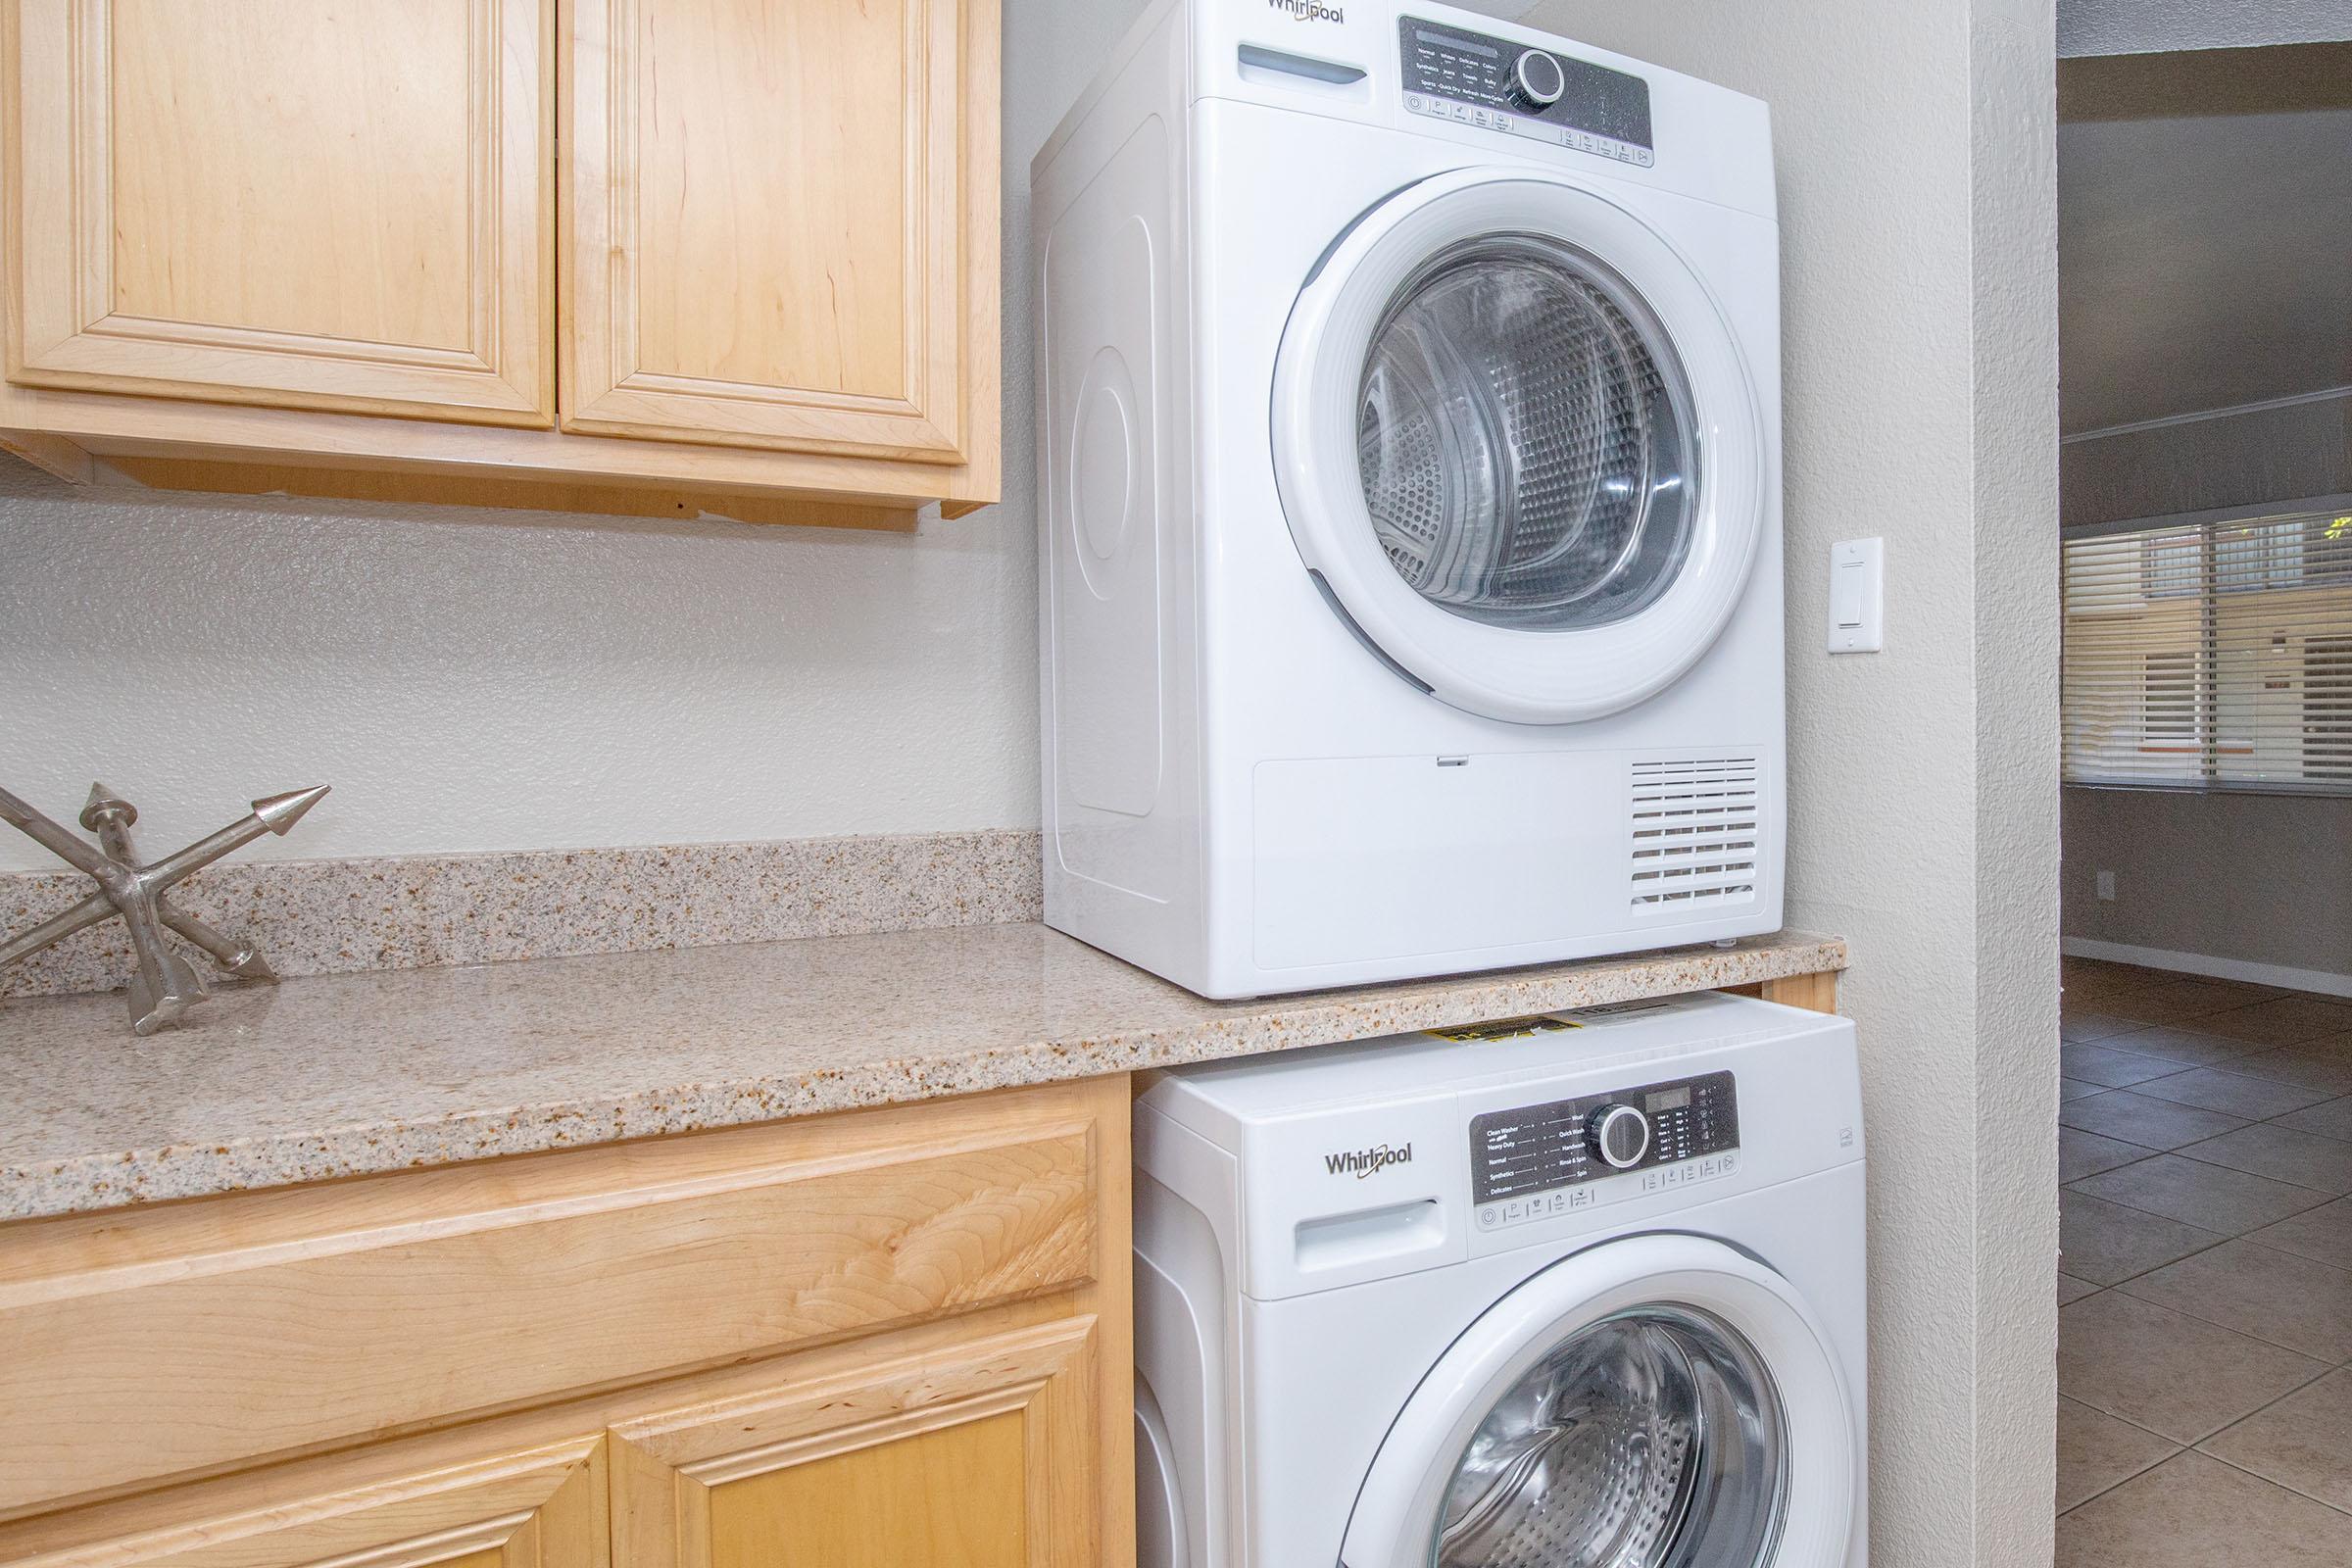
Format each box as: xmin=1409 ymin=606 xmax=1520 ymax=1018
xmin=1590 ymin=1103 xmax=1651 ymax=1170
xmin=1512 ymin=49 xmax=1567 ymax=109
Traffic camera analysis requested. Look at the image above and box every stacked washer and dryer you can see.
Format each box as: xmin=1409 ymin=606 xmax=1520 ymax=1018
xmin=1034 ymin=2 xmax=1864 ymax=1564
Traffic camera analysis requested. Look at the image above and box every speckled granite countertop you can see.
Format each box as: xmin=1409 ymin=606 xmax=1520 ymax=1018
xmin=0 ymin=922 xmax=1845 ymax=1222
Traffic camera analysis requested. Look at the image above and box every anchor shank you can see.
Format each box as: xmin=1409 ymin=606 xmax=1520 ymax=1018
xmin=158 ymin=901 xmax=277 ymax=982
xmin=142 ymin=816 xmax=275 ymax=893
xmin=0 ymin=890 xmax=114 ymax=968
xmin=0 ymin=787 xmax=122 ymax=883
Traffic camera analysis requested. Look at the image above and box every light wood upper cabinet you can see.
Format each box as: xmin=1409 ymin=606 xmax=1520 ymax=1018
xmin=0 ymin=0 xmax=999 ymax=524
xmin=561 ymin=0 xmax=995 ymax=465
xmin=3 ymin=0 xmax=555 ymax=425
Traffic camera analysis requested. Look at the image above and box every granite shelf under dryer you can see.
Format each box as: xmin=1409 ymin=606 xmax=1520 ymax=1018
xmin=0 ymin=921 xmax=1847 ymax=1221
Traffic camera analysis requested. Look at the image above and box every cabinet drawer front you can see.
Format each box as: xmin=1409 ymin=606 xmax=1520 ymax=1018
xmin=560 ymin=0 xmax=998 ymax=464
xmin=4 ymin=0 xmax=553 ymax=424
xmin=0 ymin=1088 xmax=1102 ymax=1517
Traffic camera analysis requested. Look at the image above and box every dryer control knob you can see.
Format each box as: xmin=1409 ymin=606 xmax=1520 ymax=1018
xmin=1511 ymin=49 xmax=1567 ymax=109
xmin=1590 ymin=1103 xmax=1651 ymax=1170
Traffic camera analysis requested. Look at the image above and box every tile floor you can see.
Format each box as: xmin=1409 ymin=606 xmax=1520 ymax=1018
xmin=2057 ymin=956 xmax=2352 ymax=1563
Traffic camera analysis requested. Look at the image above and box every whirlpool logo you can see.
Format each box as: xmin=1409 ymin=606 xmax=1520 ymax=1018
xmin=1269 ymin=0 xmax=1346 ymax=22
xmin=1325 ymin=1142 xmax=1412 ymax=1179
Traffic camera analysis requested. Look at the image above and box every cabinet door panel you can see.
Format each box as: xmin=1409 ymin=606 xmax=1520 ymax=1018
xmin=14 ymin=1438 xmax=607 ymax=1568
xmin=610 ymin=1319 xmax=1097 ymax=1568
xmin=5 ymin=0 xmax=552 ymax=423
xmin=562 ymin=0 xmax=989 ymax=463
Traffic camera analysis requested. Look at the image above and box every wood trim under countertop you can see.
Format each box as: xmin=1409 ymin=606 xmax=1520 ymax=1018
xmin=1755 ymin=971 xmax=1841 ymax=1014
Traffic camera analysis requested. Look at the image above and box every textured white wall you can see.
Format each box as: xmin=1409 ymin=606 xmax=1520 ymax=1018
xmin=0 ymin=468 xmax=1038 ymax=869
xmin=0 ymin=0 xmax=1155 ymax=874
xmin=1518 ymin=1 xmax=2061 ymax=1562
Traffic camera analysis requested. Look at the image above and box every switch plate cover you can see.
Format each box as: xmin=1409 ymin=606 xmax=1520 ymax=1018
xmin=1828 ymin=538 xmax=1884 ymax=654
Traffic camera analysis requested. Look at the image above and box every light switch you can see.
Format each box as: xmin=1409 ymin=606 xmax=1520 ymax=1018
xmin=1828 ymin=538 xmax=1884 ymax=654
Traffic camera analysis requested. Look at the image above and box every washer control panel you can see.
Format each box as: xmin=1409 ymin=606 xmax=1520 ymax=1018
xmin=1397 ymin=17 xmax=1655 ymax=168
xmin=1469 ymin=1071 xmax=1740 ymax=1232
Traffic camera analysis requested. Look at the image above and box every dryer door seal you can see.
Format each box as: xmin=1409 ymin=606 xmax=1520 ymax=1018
xmin=1338 ymin=1233 xmax=1854 ymax=1568
xmin=1274 ymin=171 xmax=1766 ymax=725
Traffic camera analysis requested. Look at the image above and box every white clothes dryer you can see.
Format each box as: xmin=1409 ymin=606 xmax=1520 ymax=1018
xmin=1133 ymin=991 xmax=1868 ymax=1568
xmin=1034 ymin=0 xmax=1786 ymax=998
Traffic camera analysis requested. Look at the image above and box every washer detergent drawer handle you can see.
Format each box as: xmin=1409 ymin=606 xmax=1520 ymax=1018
xmin=1294 ymin=1197 xmax=1446 ymax=1275
xmin=1237 ymin=42 xmax=1369 ymax=88
xmin=1338 ymin=1232 xmax=1856 ymax=1568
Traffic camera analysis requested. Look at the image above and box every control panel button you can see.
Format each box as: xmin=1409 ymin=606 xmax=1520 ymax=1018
xmin=1590 ymin=1103 xmax=1651 ymax=1170
xmin=1511 ymin=48 xmax=1567 ymax=108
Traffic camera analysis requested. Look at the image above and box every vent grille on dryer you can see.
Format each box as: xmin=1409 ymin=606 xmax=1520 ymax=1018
xmin=1629 ymin=758 xmax=1760 ymax=910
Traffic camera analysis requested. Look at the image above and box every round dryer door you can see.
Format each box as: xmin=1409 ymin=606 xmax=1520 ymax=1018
xmin=1339 ymin=1235 xmax=1854 ymax=1568
xmin=1273 ymin=169 xmax=1767 ymax=725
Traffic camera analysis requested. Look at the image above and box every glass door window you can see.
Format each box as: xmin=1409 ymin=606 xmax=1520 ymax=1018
xmin=1434 ymin=1305 xmax=1786 ymax=1568
xmin=1358 ymin=235 xmax=1700 ymax=632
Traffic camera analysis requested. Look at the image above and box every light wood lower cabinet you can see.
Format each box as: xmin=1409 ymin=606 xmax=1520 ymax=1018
xmin=11 ymin=1440 xmax=612 ymax=1568
xmin=0 ymin=1077 xmax=1130 ymax=1568
xmin=612 ymin=1318 xmax=1101 ymax=1568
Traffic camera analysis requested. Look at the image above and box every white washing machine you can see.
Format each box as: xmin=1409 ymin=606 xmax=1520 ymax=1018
xmin=1033 ymin=0 xmax=1786 ymax=999
xmin=1134 ymin=991 xmax=1867 ymax=1568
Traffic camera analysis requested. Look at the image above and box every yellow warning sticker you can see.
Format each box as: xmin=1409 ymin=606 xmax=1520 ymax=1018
xmin=1428 ymin=1014 xmax=1582 ymax=1044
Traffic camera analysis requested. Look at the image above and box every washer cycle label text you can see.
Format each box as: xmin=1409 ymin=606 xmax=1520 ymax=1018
xmin=1325 ymin=1142 xmax=1412 ymax=1179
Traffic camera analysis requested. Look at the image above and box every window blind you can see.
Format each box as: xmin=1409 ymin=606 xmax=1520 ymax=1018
xmin=2062 ymin=507 xmax=2352 ymax=794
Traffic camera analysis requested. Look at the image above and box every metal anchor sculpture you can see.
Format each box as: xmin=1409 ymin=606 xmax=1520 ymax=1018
xmin=0 ymin=781 xmax=329 ymax=1034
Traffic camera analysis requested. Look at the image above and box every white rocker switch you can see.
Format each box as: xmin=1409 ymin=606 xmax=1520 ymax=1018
xmin=1828 ymin=538 xmax=1884 ymax=654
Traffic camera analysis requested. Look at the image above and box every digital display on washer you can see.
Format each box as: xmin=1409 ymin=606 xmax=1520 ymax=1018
xmin=1469 ymin=1070 xmax=1739 ymax=1205
xmin=1398 ymin=18 xmax=1654 ymax=156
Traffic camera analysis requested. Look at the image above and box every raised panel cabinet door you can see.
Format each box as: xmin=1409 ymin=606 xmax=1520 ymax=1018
xmin=609 ymin=1318 xmax=1100 ymax=1568
xmin=561 ymin=0 xmax=998 ymax=464
xmin=4 ymin=0 xmax=554 ymax=424
xmin=5 ymin=1438 xmax=608 ymax=1568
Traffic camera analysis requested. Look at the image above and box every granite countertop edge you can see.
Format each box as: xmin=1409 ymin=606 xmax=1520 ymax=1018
xmin=1 ymin=923 xmax=1847 ymax=1224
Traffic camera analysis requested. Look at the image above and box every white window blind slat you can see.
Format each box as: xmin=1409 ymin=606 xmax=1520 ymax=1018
xmin=2062 ymin=508 xmax=2352 ymax=795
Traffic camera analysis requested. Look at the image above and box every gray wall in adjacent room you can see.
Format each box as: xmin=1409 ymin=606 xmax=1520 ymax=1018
xmin=2061 ymin=394 xmax=2352 ymax=526
xmin=2064 ymin=787 xmax=2352 ymax=984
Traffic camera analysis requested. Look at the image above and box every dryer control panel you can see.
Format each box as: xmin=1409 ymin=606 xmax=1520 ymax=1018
xmin=1469 ymin=1070 xmax=1740 ymax=1232
xmin=1397 ymin=17 xmax=1655 ymax=167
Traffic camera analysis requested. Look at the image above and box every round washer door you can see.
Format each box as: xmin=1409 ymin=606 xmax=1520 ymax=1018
xmin=1340 ymin=1234 xmax=1854 ymax=1568
xmin=1274 ymin=169 xmax=1765 ymax=725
